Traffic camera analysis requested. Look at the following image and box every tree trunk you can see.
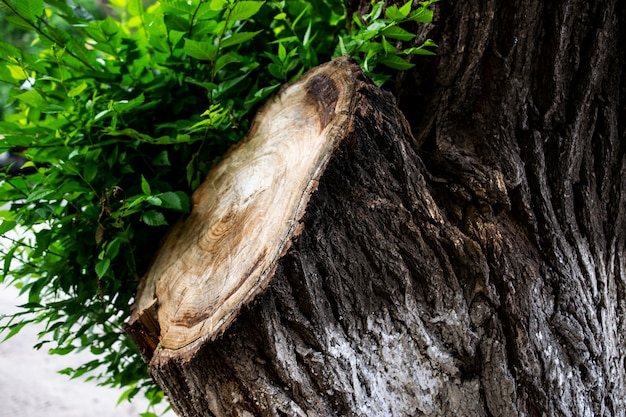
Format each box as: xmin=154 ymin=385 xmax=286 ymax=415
xmin=125 ymin=0 xmax=626 ymax=416
xmin=391 ymin=1 xmax=626 ymax=415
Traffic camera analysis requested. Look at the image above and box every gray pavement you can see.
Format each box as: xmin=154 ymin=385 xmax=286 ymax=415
xmin=0 ymin=284 xmax=175 ymax=417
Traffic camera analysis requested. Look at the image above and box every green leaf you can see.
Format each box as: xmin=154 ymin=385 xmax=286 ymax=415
xmin=0 ymin=220 xmax=16 ymax=235
xmin=169 ymin=29 xmax=186 ymax=48
xmin=291 ymin=4 xmax=311 ymax=29
xmin=158 ymin=191 xmax=189 ymax=212
xmin=112 ymin=93 xmax=145 ymax=113
xmin=16 ymin=0 xmax=44 ymax=20
xmin=408 ymin=6 xmax=434 ymax=23
xmin=277 ymin=42 xmax=286 ymax=61
xmin=141 ymin=175 xmax=151 ymax=195
xmin=209 ymin=0 xmax=228 ymax=11
xmin=302 ymin=21 xmax=313 ymax=47
xmin=363 ymin=20 xmax=388 ymax=38
xmin=25 ymin=187 xmax=55 ymax=203
xmin=49 ymin=346 xmax=75 ymax=355
xmin=193 ymin=22 xmax=219 ymax=39
xmin=105 ymin=238 xmax=122 ymax=259
xmin=385 ymin=5 xmax=407 ymax=21
xmin=160 ymin=0 xmax=194 ymax=15
xmin=228 ymin=1 xmax=264 ymax=22
xmin=1 ymin=321 xmax=30 ymax=342
xmin=142 ymin=210 xmax=168 ymax=226
xmin=7 ymin=65 xmax=28 ymax=81
xmin=82 ymin=162 xmax=97 ymax=183
xmin=195 ymin=3 xmax=220 ymax=20
xmin=337 ymin=36 xmax=349 ymax=56
xmin=67 ymin=83 xmax=88 ymax=97
xmin=152 ymin=151 xmax=171 ymax=166
xmin=100 ymin=16 xmax=120 ymax=37
xmin=381 ymin=26 xmax=416 ymax=41
xmin=404 ymin=39 xmax=438 ymax=55
xmin=3 ymin=15 xmax=34 ymax=31
xmin=183 ymin=77 xmax=218 ymax=92
xmin=95 ymin=258 xmax=111 ymax=278
xmin=399 ymin=0 xmax=413 ymax=18
xmin=245 ymin=83 xmax=280 ymax=106
xmin=16 ymin=90 xmax=47 ymax=108
xmin=117 ymin=385 xmax=139 ymax=405
xmin=220 ymin=30 xmax=262 ymax=48
xmin=214 ymin=53 xmax=240 ymax=73
xmin=363 ymin=1 xmax=383 ymax=21
xmin=184 ymin=38 xmax=218 ymax=61
xmin=128 ymin=0 xmax=143 ymax=16
xmin=2 ymin=246 xmax=17 ymax=282
xmin=380 ymin=55 xmax=415 ymax=70
xmin=405 ymin=47 xmax=437 ymax=56
xmin=358 ymin=41 xmax=383 ymax=55
xmin=164 ymin=14 xmax=190 ymax=32
xmin=124 ymin=195 xmax=149 ymax=211
xmin=104 ymin=128 xmax=174 ymax=144
xmin=381 ymin=36 xmax=397 ymax=53
xmin=0 ymin=41 xmax=21 ymax=58
xmin=146 ymin=195 xmax=162 ymax=206
xmin=268 ymin=62 xmax=285 ymax=79
xmin=67 ymin=359 xmax=100 ymax=379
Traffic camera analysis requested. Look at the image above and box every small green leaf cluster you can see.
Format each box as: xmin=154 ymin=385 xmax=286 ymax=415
xmin=0 ymin=0 xmax=436 ymax=411
xmin=336 ymin=0 xmax=438 ymax=85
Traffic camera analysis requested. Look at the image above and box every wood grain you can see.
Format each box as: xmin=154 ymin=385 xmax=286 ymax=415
xmin=125 ymin=58 xmax=358 ymax=358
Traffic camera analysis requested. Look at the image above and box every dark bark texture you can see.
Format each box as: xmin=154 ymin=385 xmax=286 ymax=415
xmin=393 ymin=1 xmax=626 ymax=415
xmin=146 ymin=1 xmax=626 ymax=416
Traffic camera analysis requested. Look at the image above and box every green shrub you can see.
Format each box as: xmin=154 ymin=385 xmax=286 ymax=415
xmin=0 ymin=0 xmax=436 ymax=412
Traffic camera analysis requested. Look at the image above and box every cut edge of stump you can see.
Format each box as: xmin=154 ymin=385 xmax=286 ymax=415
xmin=124 ymin=57 xmax=361 ymax=363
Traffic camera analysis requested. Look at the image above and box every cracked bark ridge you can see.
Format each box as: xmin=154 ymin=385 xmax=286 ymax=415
xmin=392 ymin=0 xmax=626 ymax=416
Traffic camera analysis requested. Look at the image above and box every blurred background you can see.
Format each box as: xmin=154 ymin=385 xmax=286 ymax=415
xmin=0 ymin=284 xmax=174 ymax=417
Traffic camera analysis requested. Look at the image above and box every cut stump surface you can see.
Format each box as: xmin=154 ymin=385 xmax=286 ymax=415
xmin=125 ymin=57 xmax=358 ymax=359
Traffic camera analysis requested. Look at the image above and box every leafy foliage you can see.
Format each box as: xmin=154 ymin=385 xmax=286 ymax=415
xmin=337 ymin=0 xmax=438 ymax=84
xmin=0 ymin=0 xmax=436 ymax=411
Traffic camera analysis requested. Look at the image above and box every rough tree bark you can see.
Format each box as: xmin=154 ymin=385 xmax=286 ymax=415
xmin=390 ymin=1 xmax=626 ymax=415
xmin=126 ymin=1 xmax=626 ymax=416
